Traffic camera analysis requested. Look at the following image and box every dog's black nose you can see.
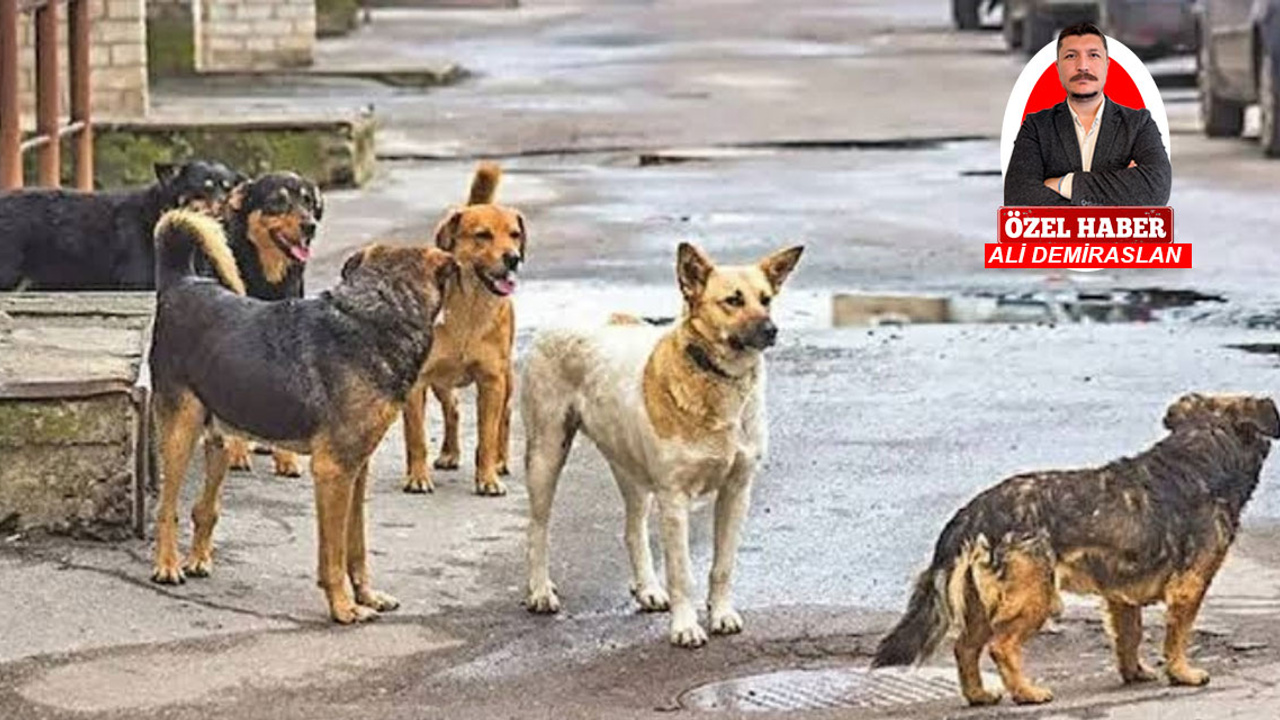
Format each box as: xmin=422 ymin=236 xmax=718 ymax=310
xmin=502 ymin=251 xmax=522 ymax=271
xmin=759 ymin=320 xmax=778 ymax=347
xmin=301 ymin=219 xmax=317 ymax=241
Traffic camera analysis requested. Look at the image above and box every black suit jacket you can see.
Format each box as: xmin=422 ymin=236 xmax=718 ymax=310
xmin=1003 ymin=99 xmax=1171 ymax=206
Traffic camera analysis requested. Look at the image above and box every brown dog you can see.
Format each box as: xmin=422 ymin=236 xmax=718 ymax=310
xmin=149 ymin=210 xmax=454 ymax=622
xmin=873 ymin=393 xmax=1279 ymax=705
xmin=402 ymin=162 xmax=525 ymax=496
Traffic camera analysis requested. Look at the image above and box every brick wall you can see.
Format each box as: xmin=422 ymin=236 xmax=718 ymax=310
xmin=195 ymin=0 xmax=315 ymax=71
xmin=16 ymin=0 xmax=149 ymax=120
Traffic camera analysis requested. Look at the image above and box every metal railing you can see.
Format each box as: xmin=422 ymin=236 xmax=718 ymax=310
xmin=0 ymin=0 xmax=92 ymax=191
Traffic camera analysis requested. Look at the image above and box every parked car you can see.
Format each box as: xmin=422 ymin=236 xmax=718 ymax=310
xmin=1101 ymin=0 xmax=1197 ymax=59
xmin=952 ymin=0 xmax=998 ymax=29
xmin=1001 ymin=0 xmax=1098 ymax=52
xmin=986 ymin=0 xmax=1194 ymax=60
xmin=1195 ymin=0 xmax=1280 ymax=155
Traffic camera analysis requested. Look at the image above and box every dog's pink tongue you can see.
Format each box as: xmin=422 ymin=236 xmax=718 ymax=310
xmin=289 ymin=245 xmax=312 ymax=263
xmin=495 ymin=276 xmax=517 ymax=295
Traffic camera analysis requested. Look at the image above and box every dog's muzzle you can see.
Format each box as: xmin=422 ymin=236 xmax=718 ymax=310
xmin=734 ymin=319 xmax=778 ymax=351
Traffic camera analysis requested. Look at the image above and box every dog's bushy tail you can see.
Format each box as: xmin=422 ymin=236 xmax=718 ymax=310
xmin=468 ymin=162 xmax=501 ymax=205
xmin=154 ymin=209 xmax=245 ymax=296
xmin=872 ymin=507 xmax=984 ymax=668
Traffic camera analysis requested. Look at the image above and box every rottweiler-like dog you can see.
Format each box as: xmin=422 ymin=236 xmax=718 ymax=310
xmin=873 ymin=393 xmax=1279 ymax=706
xmin=0 ymin=161 xmax=243 ymax=291
xmin=149 ymin=209 xmax=456 ymax=623
xmin=200 ymin=171 xmax=325 ymax=477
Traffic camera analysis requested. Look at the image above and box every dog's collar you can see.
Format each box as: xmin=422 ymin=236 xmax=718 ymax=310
xmin=684 ymin=343 xmax=736 ymax=382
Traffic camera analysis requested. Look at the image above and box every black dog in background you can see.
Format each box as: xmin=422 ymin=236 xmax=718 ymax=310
xmin=0 ymin=161 xmax=243 ymax=291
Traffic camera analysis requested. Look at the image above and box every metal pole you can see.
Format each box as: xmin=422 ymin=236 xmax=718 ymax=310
xmin=34 ymin=0 xmax=59 ymax=187
xmin=0 ymin=0 xmax=21 ymax=190
xmin=69 ymin=0 xmax=91 ymax=190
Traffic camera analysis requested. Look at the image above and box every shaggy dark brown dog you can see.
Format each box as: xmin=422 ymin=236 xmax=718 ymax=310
xmin=873 ymin=393 xmax=1278 ymax=706
xmin=148 ymin=209 xmax=455 ymax=623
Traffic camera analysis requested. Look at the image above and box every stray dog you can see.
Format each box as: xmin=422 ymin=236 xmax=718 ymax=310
xmin=401 ymin=162 xmax=524 ymax=496
xmin=522 ymin=242 xmax=803 ymax=647
xmin=873 ymin=393 xmax=1279 ymax=706
xmin=149 ymin=210 xmax=455 ymax=623
xmin=0 ymin=161 xmax=243 ymax=290
xmin=204 ymin=172 xmax=325 ymax=477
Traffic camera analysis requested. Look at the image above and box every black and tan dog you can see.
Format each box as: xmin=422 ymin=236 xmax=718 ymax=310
xmin=401 ymin=162 xmax=524 ymax=496
xmin=199 ymin=171 xmax=325 ymax=477
xmin=0 ymin=161 xmax=243 ymax=290
xmin=149 ymin=209 xmax=455 ymax=623
xmin=873 ymin=393 xmax=1279 ymax=706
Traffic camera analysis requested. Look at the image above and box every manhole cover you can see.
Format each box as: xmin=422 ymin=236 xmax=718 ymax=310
xmin=680 ymin=667 xmax=998 ymax=712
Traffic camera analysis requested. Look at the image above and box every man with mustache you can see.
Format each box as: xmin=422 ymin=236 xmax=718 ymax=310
xmin=1004 ymin=23 xmax=1171 ymax=206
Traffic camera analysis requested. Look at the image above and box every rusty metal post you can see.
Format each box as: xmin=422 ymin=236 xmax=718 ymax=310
xmin=69 ymin=0 xmax=91 ymax=190
xmin=0 ymin=0 xmax=20 ymax=190
xmin=34 ymin=0 xmax=59 ymax=187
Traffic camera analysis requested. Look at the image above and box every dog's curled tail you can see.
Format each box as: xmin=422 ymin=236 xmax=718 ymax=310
xmin=872 ymin=509 xmax=985 ymax=668
xmin=468 ymin=162 xmax=501 ymax=205
xmin=154 ymin=209 xmax=246 ymax=296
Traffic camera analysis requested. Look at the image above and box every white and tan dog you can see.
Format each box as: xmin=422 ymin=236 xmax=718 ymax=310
xmin=521 ymin=242 xmax=803 ymax=648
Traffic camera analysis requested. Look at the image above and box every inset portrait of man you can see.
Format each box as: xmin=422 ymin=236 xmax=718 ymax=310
xmin=1003 ymin=23 xmax=1171 ymax=207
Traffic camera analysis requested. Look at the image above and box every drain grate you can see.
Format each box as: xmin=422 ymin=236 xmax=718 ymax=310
xmin=680 ymin=667 xmax=995 ymax=712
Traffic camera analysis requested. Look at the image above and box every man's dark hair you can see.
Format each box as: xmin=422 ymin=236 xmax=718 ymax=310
xmin=1057 ymin=22 xmax=1107 ymax=55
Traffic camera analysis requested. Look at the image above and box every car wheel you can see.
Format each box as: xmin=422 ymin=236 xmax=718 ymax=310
xmin=1198 ymin=23 xmax=1245 ymax=137
xmin=954 ymin=0 xmax=981 ymax=30
xmin=1259 ymin=38 xmax=1280 ymax=156
xmin=1022 ymin=8 xmax=1055 ymax=56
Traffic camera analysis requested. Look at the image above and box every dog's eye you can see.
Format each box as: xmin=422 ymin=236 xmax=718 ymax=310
xmin=476 ymin=229 xmax=494 ymax=241
xmin=510 ymin=231 xmax=522 ymax=240
xmin=723 ymin=292 xmax=745 ymax=308
xmin=760 ymin=294 xmax=772 ymax=307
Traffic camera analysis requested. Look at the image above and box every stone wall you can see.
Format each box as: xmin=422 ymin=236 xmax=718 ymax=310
xmin=194 ymin=0 xmax=316 ymax=71
xmin=16 ymin=0 xmax=149 ymax=119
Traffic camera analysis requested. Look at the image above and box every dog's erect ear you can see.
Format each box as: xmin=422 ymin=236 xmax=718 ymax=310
xmin=155 ymin=163 xmax=180 ymax=184
xmin=1163 ymin=393 xmax=1206 ymax=431
xmin=677 ymin=242 xmax=714 ymax=303
xmin=312 ymin=185 xmax=325 ymax=222
xmin=434 ymin=210 xmax=463 ymax=252
xmin=516 ymin=212 xmax=527 ymax=260
xmin=759 ymin=245 xmax=804 ymax=292
xmin=341 ymin=247 xmax=371 ymax=280
xmin=1239 ymin=397 xmax=1280 ymax=438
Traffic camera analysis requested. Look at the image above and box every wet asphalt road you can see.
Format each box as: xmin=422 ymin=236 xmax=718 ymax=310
xmin=6 ymin=1 xmax=1280 ymax=718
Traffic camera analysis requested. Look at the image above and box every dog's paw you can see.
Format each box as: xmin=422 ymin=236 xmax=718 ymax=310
xmin=632 ymin=584 xmax=670 ymax=613
xmin=709 ymin=607 xmax=744 ymax=635
xmin=227 ymin=450 xmax=253 ymax=472
xmin=964 ymin=689 xmax=1003 ymax=707
xmin=331 ymin=603 xmax=380 ymax=624
xmin=475 ymin=477 xmax=508 ymax=497
xmin=403 ymin=473 xmax=435 ymax=494
xmin=496 ymin=462 xmax=511 ymax=477
xmin=272 ymin=451 xmax=303 ymax=478
xmin=1122 ymin=661 xmax=1159 ymax=684
xmin=433 ymin=454 xmax=460 ymax=471
xmin=1010 ymin=685 xmax=1054 ymax=705
xmin=526 ymin=583 xmax=561 ymax=614
xmin=355 ymin=587 xmax=400 ymax=612
xmin=1168 ymin=665 xmax=1210 ymax=687
xmin=151 ymin=562 xmax=186 ymax=585
xmin=670 ymin=621 xmax=709 ymax=649
xmin=183 ymin=554 xmax=214 ymax=578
